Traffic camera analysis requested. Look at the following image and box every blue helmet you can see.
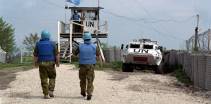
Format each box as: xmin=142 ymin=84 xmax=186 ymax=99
xmin=83 ymin=32 xmax=92 ymax=41
xmin=41 ymin=30 xmax=50 ymax=39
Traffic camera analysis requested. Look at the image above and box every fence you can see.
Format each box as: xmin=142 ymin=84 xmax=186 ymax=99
xmin=20 ymin=51 xmax=33 ymax=64
xmin=103 ymin=48 xmax=121 ymax=63
xmin=167 ymin=50 xmax=211 ymax=90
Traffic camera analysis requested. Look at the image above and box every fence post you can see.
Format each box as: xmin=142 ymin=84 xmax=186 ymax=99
xmin=20 ymin=49 xmax=23 ymax=64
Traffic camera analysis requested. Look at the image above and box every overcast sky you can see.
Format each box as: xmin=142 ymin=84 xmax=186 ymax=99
xmin=0 ymin=0 xmax=211 ymax=49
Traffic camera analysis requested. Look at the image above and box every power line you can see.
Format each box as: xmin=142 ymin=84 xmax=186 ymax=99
xmin=102 ymin=10 xmax=189 ymax=40
xmin=41 ymin=0 xmax=194 ymax=24
xmin=131 ymin=0 xmax=189 ymax=40
xmin=102 ymin=10 xmax=147 ymax=21
xmin=144 ymin=16 xmax=195 ymax=23
xmin=102 ymin=10 xmax=194 ymax=24
xmin=42 ymin=0 xmax=64 ymax=9
xmin=36 ymin=0 xmax=189 ymax=40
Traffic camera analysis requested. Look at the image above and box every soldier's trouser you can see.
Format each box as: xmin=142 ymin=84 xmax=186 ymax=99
xmin=79 ymin=64 xmax=95 ymax=96
xmin=39 ymin=64 xmax=56 ymax=95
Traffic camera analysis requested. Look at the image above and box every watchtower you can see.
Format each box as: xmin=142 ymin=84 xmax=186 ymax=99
xmin=58 ymin=6 xmax=108 ymax=62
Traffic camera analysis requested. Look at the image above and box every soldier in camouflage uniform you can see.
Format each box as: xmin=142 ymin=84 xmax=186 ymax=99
xmin=34 ymin=30 xmax=60 ymax=99
xmin=76 ymin=31 xmax=99 ymax=100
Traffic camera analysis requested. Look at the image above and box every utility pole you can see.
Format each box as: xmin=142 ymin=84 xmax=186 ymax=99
xmin=98 ymin=0 xmax=99 ymax=7
xmin=194 ymin=14 xmax=199 ymax=52
xmin=208 ymin=28 xmax=211 ymax=51
xmin=97 ymin=0 xmax=100 ymax=30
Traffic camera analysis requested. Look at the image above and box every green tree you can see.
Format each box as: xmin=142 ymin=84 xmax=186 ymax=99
xmin=23 ymin=33 xmax=40 ymax=51
xmin=0 ymin=17 xmax=15 ymax=53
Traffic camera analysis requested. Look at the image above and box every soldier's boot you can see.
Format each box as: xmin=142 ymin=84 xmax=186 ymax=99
xmin=87 ymin=95 xmax=92 ymax=100
xmin=49 ymin=91 xmax=54 ymax=98
xmin=81 ymin=92 xmax=86 ymax=97
xmin=44 ymin=95 xmax=50 ymax=99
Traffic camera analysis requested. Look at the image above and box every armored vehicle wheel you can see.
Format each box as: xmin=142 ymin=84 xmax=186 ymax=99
xmin=122 ymin=63 xmax=128 ymax=72
xmin=122 ymin=63 xmax=134 ymax=72
xmin=154 ymin=63 xmax=164 ymax=74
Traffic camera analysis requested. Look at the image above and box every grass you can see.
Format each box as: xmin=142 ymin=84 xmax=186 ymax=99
xmin=173 ymin=66 xmax=192 ymax=86
xmin=7 ymin=56 xmax=33 ymax=64
xmin=0 ymin=63 xmax=33 ymax=70
xmin=0 ymin=56 xmax=34 ymax=70
xmin=71 ymin=61 xmax=122 ymax=71
xmin=102 ymin=61 xmax=122 ymax=71
xmin=22 ymin=56 xmax=33 ymax=63
xmin=71 ymin=61 xmax=79 ymax=68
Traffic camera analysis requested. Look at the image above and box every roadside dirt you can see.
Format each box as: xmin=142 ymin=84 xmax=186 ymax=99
xmin=0 ymin=64 xmax=211 ymax=104
xmin=0 ymin=67 xmax=31 ymax=90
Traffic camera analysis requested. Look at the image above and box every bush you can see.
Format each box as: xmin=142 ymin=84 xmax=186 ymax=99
xmin=111 ymin=61 xmax=122 ymax=70
xmin=71 ymin=61 xmax=122 ymax=71
xmin=0 ymin=63 xmax=33 ymax=70
xmin=173 ymin=67 xmax=192 ymax=86
xmin=71 ymin=61 xmax=79 ymax=68
xmin=96 ymin=61 xmax=122 ymax=71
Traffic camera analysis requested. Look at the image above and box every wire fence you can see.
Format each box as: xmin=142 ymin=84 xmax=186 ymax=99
xmin=186 ymin=29 xmax=211 ymax=52
xmin=5 ymin=50 xmax=33 ymax=64
xmin=20 ymin=51 xmax=33 ymax=64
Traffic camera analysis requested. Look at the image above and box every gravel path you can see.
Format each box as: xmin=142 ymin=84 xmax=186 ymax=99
xmin=0 ymin=64 xmax=210 ymax=104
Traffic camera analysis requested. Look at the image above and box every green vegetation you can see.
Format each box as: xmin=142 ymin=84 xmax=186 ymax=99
xmin=102 ymin=61 xmax=122 ymax=70
xmin=0 ymin=17 xmax=16 ymax=53
xmin=7 ymin=56 xmax=33 ymax=64
xmin=71 ymin=61 xmax=122 ymax=71
xmin=0 ymin=63 xmax=33 ymax=70
xmin=173 ymin=66 xmax=192 ymax=85
xmin=71 ymin=61 xmax=79 ymax=68
xmin=22 ymin=56 xmax=33 ymax=63
xmin=23 ymin=33 xmax=40 ymax=51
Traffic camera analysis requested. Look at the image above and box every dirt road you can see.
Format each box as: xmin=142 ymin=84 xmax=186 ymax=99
xmin=0 ymin=64 xmax=210 ymax=104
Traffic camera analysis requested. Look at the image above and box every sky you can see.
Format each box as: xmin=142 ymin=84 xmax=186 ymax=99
xmin=0 ymin=0 xmax=211 ymax=49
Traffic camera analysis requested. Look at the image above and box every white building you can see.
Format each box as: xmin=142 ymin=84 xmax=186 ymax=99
xmin=0 ymin=47 xmax=6 ymax=63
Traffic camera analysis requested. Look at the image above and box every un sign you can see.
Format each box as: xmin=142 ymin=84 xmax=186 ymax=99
xmin=85 ymin=21 xmax=95 ymax=27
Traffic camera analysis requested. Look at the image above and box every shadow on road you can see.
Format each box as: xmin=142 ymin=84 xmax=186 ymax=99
xmin=0 ymin=67 xmax=33 ymax=90
xmin=8 ymin=91 xmax=84 ymax=100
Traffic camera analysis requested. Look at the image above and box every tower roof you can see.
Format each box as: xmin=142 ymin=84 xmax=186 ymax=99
xmin=65 ymin=6 xmax=104 ymax=11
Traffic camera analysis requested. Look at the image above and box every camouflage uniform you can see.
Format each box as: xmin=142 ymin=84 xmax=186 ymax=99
xmin=76 ymin=47 xmax=99 ymax=97
xmin=75 ymin=32 xmax=100 ymax=100
xmin=34 ymin=43 xmax=58 ymax=96
xmin=79 ymin=64 xmax=95 ymax=95
xmin=39 ymin=62 xmax=56 ymax=95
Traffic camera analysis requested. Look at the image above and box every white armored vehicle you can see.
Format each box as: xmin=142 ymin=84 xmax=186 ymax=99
xmin=121 ymin=39 xmax=163 ymax=73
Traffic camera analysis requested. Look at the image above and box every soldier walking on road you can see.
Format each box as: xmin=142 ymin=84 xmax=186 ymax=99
xmin=76 ymin=31 xmax=99 ymax=100
xmin=34 ymin=30 xmax=60 ymax=99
